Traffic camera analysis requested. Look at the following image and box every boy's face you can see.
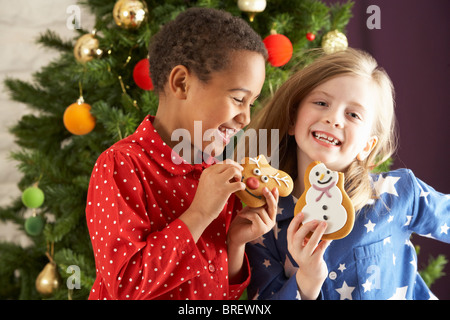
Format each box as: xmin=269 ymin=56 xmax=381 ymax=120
xmin=291 ymin=75 xmax=379 ymax=172
xmin=180 ymin=50 xmax=266 ymax=158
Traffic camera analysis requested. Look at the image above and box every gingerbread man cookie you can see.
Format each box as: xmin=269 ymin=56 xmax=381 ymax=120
xmin=294 ymin=161 xmax=355 ymax=240
xmin=235 ymin=155 xmax=294 ymax=208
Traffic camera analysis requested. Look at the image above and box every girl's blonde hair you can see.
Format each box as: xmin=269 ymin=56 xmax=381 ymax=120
xmin=247 ymin=48 xmax=397 ymax=212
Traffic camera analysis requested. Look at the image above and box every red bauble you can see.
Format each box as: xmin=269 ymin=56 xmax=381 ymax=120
xmin=306 ymin=32 xmax=316 ymax=41
xmin=263 ymin=34 xmax=293 ymax=67
xmin=133 ymin=58 xmax=154 ymax=90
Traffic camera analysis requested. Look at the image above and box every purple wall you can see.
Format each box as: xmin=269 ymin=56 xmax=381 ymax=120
xmin=327 ymin=0 xmax=450 ymax=299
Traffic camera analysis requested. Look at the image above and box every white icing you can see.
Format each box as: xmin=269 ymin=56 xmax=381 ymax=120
xmin=302 ymin=163 xmax=347 ymax=234
xmin=269 ymin=172 xmax=290 ymax=188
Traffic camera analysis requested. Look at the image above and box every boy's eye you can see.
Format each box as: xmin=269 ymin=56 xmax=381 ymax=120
xmin=314 ymin=101 xmax=328 ymax=107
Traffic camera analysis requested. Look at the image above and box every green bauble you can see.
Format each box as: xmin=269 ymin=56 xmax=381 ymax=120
xmin=22 ymin=187 xmax=45 ymax=208
xmin=25 ymin=215 xmax=45 ymax=236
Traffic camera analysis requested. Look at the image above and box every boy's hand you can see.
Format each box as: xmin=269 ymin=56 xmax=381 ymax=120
xmin=180 ymin=160 xmax=245 ymax=243
xmin=287 ymin=212 xmax=331 ymax=300
xmin=227 ymin=187 xmax=278 ymax=247
xmin=191 ymin=160 xmax=245 ymax=221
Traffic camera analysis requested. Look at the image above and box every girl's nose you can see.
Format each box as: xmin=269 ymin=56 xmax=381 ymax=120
xmin=325 ymin=111 xmax=344 ymax=128
xmin=246 ymin=177 xmax=260 ymax=190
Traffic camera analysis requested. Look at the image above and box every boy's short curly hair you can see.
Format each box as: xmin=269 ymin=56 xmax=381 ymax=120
xmin=148 ymin=7 xmax=268 ymax=92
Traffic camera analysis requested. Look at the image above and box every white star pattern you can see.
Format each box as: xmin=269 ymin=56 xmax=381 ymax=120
xmin=362 ymin=279 xmax=372 ymax=292
xmin=364 ymin=220 xmax=376 ymax=233
xmin=372 ymin=175 xmax=400 ymax=197
xmin=388 ymin=286 xmax=408 ymax=300
xmin=338 ymin=264 xmax=346 ymax=272
xmin=335 ymin=281 xmax=355 ymax=300
xmin=440 ymin=223 xmax=449 ymax=234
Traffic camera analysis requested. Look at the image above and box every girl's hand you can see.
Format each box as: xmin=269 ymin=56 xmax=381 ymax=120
xmin=287 ymin=212 xmax=331 ymax=300
xmin=227 ymin=187 xmax=279 ymax=247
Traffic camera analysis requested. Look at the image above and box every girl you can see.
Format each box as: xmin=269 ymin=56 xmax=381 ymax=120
xmin=86 ymin=8 xmax=279 ymax=300
xmin=245 ymin=48 xmax=449 ymax=300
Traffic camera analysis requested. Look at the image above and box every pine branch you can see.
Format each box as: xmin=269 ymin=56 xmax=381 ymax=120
xmin=419 ymin=254 xmax=448 ymax=288
xmin=36 ymin=30 xmax=74 ymax=52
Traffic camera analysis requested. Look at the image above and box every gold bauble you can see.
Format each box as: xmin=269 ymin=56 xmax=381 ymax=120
xmin=113 ymin=0 xmax=148 ymax=29
xmin=237 ymin=0 xmax=267 ymax=22
xmin=321 ymin=30 xmax=348 ymax=54
xmin=36 ymin=262 xmax=61 ymax=296
xmin=74 ymin=33 xmax=103 ymax=63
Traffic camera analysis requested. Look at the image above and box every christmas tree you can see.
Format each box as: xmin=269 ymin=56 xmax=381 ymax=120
xmin=0 ymin=0 xmax=354 ymax=299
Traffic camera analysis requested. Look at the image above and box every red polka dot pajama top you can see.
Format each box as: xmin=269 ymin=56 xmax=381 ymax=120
xmin=86 ymin=116 xmax=250 ymax=299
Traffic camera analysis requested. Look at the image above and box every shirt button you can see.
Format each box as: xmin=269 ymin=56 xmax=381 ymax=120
xmin=208 ymin=264 xmax=215 ymax=273
xmin=329 ymin=271 xmax=337 ymax=280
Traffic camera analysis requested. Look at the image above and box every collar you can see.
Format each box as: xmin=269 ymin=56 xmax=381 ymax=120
xmin=134 ymin=115 xmax=211 ymax=175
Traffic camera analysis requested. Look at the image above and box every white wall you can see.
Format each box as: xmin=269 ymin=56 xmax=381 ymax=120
xmin=0 ymin=0 xmax=94 ymax=245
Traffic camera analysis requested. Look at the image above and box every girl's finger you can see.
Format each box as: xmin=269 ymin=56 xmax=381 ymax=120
xmin=263 ymin=187 xmax=278 ymax=221
xmin=291 ymin=219 xmax=319 ymax=251
xmin=303 ymin=221 xmax=327 ymax=256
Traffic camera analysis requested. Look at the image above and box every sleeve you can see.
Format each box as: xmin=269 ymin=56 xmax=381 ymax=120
xmin=227 ymin=196 xmax=252 ymax=300
xmin=405 ymin=170 xmax=450 ymax=243
xmin=245 ymin=230 xmax=302 ymax=300
xmin=86 ymin=150 xmax=205 ymax=299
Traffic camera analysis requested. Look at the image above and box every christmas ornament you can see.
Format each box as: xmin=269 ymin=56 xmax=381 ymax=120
xmin=306 ymin=32 xmax=316 ymax=41
xmin=36 ymin=244 xmax=61 ymax=296
xmin=321 ymin=30 xmax=348 ymax=54
xmin=63 ymin=97 xmax=96 ymax=135
xmin=113 ymin=0 xmax=148 ymax=29
xmin=73 ymin=31 xmax=103 ymax=63
xmin=22 ymin=186 xmax=45 ymax=209
xmin=238 ymin=0 xmax=266 ymax=22
xmin=25 ymin=214 xmax=45 ymax=236
xmin=133 ymin=58 xmax=154 ymax=90
xmin=36 ymin=262 xmax=61 ymax=295
xmin=263 ymin=33 xmax=293 ymax=67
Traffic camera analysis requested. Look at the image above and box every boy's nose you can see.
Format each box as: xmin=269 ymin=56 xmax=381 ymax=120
xmin=246 ymin=177 xmax=260 ymax=190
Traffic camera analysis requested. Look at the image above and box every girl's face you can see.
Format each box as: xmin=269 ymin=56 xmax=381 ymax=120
xmin=291 ymin=75 xmax=379 ymax=172
xmin=181 ymin=50 xmax=266 ymax=158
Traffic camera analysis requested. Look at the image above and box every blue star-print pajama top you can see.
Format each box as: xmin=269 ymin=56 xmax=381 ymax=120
xmin=246 ymin=169 xmax=450 ymax=300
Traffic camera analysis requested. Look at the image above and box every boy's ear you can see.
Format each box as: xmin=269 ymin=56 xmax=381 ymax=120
xmin=357 ymin=135 xmax=378 ymax=161
xmin=168 ymin=65 xmax=189 ymax=99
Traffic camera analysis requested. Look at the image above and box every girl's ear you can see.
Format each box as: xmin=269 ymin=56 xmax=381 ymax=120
xmin=357 ymin=135 xmax=378 ymax=161
xmin=168 ymin=65 xmax=189 ymax=99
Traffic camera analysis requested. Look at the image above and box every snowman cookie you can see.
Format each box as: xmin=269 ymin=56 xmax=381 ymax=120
xmin=235 ymin=155 xmax=293 ymax=207
xmin=294 ymin=161 xmax=355 ymax=240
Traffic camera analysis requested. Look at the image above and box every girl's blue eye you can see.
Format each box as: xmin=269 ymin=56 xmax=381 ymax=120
xmin=315 ymin=101 xmax=328 ymax=107
xmin=233 ymin=97 xmax=244 ymax=104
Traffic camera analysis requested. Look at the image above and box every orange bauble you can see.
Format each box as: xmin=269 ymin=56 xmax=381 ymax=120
xmin=63 ymin=101 xmax=96 ymax=135
xmin=263 ymin=33 xmax=293 ymax=67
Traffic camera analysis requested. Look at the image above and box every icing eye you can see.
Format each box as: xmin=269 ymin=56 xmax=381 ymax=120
xmin=253 ymin=168 xmax=261 ymax=176
xmin=327 ymin=170 xmax=330 ymax=174
xmin=315 ymin=171 xmax=320 ymax=176
xmin=261 ymin=175 xmax=269 ymax=183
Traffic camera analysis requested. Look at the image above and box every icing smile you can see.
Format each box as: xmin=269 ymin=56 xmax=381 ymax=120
xmin=313 ymin=131 xmax=341 ymax=146
xmin=317 ymin=176 xmax=332 ymax=185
